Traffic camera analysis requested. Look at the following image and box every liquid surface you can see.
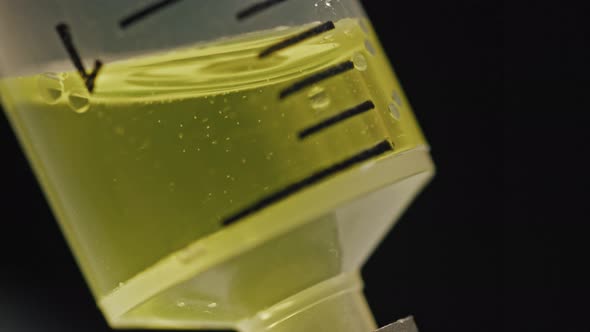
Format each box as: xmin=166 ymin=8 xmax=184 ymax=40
xmin=0 ymin=19 xmax=425 ymax=302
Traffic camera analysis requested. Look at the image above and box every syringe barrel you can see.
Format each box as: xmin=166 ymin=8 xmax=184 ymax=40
xmin=0 ymin=1 xmax=433 ymax=330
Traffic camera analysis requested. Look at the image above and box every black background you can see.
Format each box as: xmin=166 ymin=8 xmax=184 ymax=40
xmin=0 ymin=1 xmax=505 ymax=331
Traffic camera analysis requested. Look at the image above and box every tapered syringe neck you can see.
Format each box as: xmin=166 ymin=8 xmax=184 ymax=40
xmin=238 ymin=273 xmax=376 ymax=332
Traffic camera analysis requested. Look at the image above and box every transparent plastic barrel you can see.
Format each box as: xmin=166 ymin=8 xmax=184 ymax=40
xmin=0 ymin=1 xmax=434 ymax=331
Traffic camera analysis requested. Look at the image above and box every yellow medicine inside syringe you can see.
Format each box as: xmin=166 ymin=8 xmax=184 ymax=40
xmin=1 ymin=18 xmax=429 ymax=330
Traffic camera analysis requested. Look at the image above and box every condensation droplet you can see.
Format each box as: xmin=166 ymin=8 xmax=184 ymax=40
xmin=352 ymin=53 xmax=368 ymax=71
xmin=307 ymin=86 xmax=330 ymax=110
xmin=388 ymin=102 xmax=401 ymax=120
xmin=37 ymin=73 xmax=64 ymax=104
xmin=67 ymin=89 xmax=90 ymax=113
xmin=364 ymin=39 xmax=376 ymax=56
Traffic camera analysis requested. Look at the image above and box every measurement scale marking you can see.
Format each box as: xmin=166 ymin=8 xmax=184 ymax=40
xmin=298 ymin=100 xmax=375 ymax=139
xmin=120 ymin=0 xmax=182 ymax=29
xmin=222 ymin=140 xmax=393 ymax=226
xmin=279 ymin=61 xmax=354 ymax=99
xmin=259 ymin=21 xmax=335 ymax=58
xmin=55 ymin=23 xmax=103 ymax=93
xmin=237 ymin=0 xmax=290 ymax=20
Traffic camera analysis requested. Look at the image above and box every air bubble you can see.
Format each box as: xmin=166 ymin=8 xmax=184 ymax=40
xmin=360 ymin=20 xmax=369 ymax=34
xmin=352 ymin=53 xmax=368 ymax=71
xmin=307 ymin=86 xmax=330 ymax=110
xmin=392 ymin=90 xmax=403 ymax=107
xmin=388 ymin=103 xmax=401 ymax=120
xmin=364 ymin=39 xmax=376 ymax=56
xmin=67 ymin=89 xmax=90 ymax=114
xmin=114 ymin=126 xmax=125 ymax=136
xmin=37 ymin=73 xmax=64 ymax=104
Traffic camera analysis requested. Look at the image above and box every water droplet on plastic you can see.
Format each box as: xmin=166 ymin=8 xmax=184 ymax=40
xmin=307 ymin=86 xmax=330 ymax=110
xmin=364 ymin=39 xmax=376 ymax=55
xmin=352 ymin=53 xmax=368 ymax=71
xmin=37 ymin=73 xmax=64 ymax=104
xmin=67 ymin=89 xmax=90 ymax=113
xmin=388 ymin=102 xmax=401 ymax=120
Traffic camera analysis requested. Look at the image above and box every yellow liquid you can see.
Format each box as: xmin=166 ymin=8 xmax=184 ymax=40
xmin=1 ymin=19 xmax=429 ymax=329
